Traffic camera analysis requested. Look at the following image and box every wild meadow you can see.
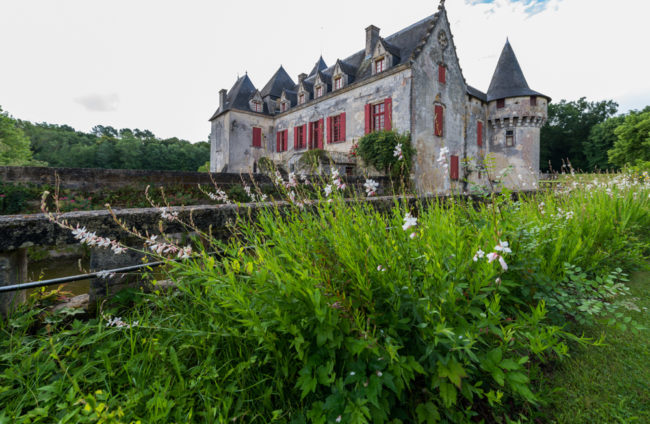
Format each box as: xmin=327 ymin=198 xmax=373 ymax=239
xmin=0 ymin=168 xmax=649 ymax=423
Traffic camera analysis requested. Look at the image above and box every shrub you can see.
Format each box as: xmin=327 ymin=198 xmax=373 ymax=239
xmin=356 ymin=131 xmax=414 ymax=180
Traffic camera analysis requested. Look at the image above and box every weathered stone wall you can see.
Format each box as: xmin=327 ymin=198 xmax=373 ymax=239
xmin=411 ymin=9 xmax=469 ymax=194
xmin=465 ymin=96 xmax=490 ymax=187
xmin=486 ymin=96 xmax=547 ymax=189
xmin=0 ymin=166 xmax=273 ymax=192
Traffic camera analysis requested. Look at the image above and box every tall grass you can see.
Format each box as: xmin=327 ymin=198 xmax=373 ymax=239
xmin=0 ymin=173 xmax=648 ymax=423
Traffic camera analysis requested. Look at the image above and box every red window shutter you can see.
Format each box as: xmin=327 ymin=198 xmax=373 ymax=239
xmin=364 ymin=104 xmax=372 ymax=134
xmin=438 ymin=65 xmax=446 ymax=84
xmin=276 ymin=132 xmax=281 ymax=151
xmin=252 ymin=127 xmax=262 ymax=147
xmin=327 ymin=116 xmax=333 ymax=144
xmin=318 ymin=119 xmax=324 ymax=149
xmin=434 ymin=105 xmax=443 ymax=137
xmin=384 ymin=98 xmax=392 ymax=131
xmin=294 ymin=127 xmax=299 ymax=149
xmin=341 ymin=112 xmax=346 ymax=141
xmin=477 ymin=121 xmax=483 ymax=147
xmin=302 ymin=124 xmax=307 ymax=148
xmin=450 ymin=155 xmax=459 ymax=180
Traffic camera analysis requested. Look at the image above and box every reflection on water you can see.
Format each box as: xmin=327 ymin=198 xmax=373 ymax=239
xmin=28 ymin=257 xmax=91 ymax=296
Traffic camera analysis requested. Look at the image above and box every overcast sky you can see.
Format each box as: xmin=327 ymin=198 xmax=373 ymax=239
xmin=1 ymin=0 xmax=648 ymax=142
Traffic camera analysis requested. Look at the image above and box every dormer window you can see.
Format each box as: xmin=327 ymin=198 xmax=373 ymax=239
xmin=252 ymin=102 xmax=262 ymax=113
xmin=281 ymin=102 xmax=287 ymax=112
xmin=334 ymin=77 xmax=342 ymax=90
xmin=299 ymin=93 xmax=305 ymax=105
xmin=316 ymin=86 xmax=323 ymax=98
xmin=375 ymin=57 xmax=385 ymax=74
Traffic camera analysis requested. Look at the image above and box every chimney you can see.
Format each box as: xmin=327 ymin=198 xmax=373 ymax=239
xmin=365 ymin=25 xmax=380 ymax=57
xmin=219 ymin=89 xmax=227 ymax=109
xmin=298 ymin=73 xmax=307 ymax=84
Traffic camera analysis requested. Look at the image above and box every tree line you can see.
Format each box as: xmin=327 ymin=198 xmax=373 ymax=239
xmin=541 ymin=98 xmax=650 ymax=172
xmin=0 ymin=106 xmax=209 ymax=171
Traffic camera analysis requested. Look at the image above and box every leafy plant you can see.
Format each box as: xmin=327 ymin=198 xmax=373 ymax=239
xmin=356 ymin=130 xmax=414 ymax=179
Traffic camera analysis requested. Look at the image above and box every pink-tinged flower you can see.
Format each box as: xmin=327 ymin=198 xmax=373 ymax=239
xmin=324 ymin=185 xmax=333 ymax=197
xmin=473 ymin=249 xmax=485 ymax=262
xmin=487 ymin=252 xmax=508 ymax=271
xmin=72 ymin=225 xmax=87 ymax=239
xmin=112 ymin=245 xmax=127 ymax=255
xmin=494 ymin=241 xmax=512 ymax=254
xmin=178 ymin=246 xmax=192 ymax=259
xmin=335 ymin=416 xmax=342 ymax=423
xmin=364 ymin=179 xmax=379 ymax=197
xmin=402 ymin=213 xmax=417 ymax=231
xmin=377 ymin=265 xmax=386 ymax=272
xmin=410 ymin=232 xmax=417 ymax=239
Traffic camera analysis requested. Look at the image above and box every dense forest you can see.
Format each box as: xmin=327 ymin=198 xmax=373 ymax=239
xmin=0 ymin=106 xmax=209 ymax=171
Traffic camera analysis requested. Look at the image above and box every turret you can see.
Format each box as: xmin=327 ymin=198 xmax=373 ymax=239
xmin=486 ymin=40 xmax=550 ymax=188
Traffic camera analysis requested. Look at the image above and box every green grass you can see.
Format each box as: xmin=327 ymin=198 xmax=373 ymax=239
xmin=539 ymin=266 xmax=650 ymax=423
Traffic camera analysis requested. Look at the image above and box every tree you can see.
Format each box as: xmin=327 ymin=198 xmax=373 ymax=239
xmin=0 ymin=106 xmax=39 ymax=166
xmin=608 ymin=107 xmax=650 ymax=168
xmin=584 ymin=115 xmax=626 ymax=170
xmin=540 ymin=98 xmax=618 ymax=172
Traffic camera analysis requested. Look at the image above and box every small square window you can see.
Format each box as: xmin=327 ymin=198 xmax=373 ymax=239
xmin=281 ymin=103 xmax=287 ymax=112
xmin=252 ymin=102 xmax=262 ymax=113
xmin=334 ymin=77 xmax=342 ymax=90
xmin=316 ymin=86 xmax=323 ymax=98
xmin=299 ymin=94 xmax=305 ymax=105
xmin=497 ymin=99 xmax=505 ymax=109
xmin=505 ymin=129 xmax=515 ymax=147
xmin=530 ymin=96 xmax=537 ymax=106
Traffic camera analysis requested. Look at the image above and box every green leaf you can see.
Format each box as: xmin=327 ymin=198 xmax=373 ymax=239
xmin=415 ymin=402 xmax=440 ymax=424
xmin=439 ymin=381 xmax=457 ymax=408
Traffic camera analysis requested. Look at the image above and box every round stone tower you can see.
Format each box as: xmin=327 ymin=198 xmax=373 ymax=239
xmin=486 ymin=40 xmax=549 ymax=190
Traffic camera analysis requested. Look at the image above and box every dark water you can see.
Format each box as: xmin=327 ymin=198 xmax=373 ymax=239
xmin=28 ymin=257 xmax=91 ymax=296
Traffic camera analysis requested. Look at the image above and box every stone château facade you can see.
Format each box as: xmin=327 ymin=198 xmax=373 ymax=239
xmin=209 ymin=0 xmax=549 ymax=193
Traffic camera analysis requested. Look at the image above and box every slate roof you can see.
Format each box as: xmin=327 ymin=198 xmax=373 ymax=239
xmin=487 ymin=40 xmax=549 ymax=102
xmin=260 ymin=66 xmax=295 ymax=99
xmin=209 ymin=74 xmax=257 ymax=120
xmin=467 ymin=85 xmax=487 ymax=102
xmin=308 ymin=56 xmax=328 ymax=77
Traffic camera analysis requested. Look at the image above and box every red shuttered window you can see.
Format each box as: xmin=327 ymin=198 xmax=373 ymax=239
xmin=372 ymin=103 xmax=385 ymax=131
xmin=294 ymin=125 xmax=306 ymax=150
xmin=365 ymin=99 xmax=392 ymax=133
xmin=334 ymin=77 xmax=342 ymax=90
xmin=434 ymin=105 xmax=444 ymax=137
xmin=276 ymin=130 xmax=288 ymax=152
xmin=299 ymin=94 xmax=305 ymax=105
xmin=252 ymin=127 xmax=262 ymax=148
xmin=329 ymin=113 xmax=346 ymax=143
xmin=450 ymin=155 xmax=459 ymax=180
xmin=438 ymin=65 xmax=446 ymax=84
xmin=309 ymin=121 xmax=323 ymax=150
xmin=281 ymin=103 xmax=287 ymax=112
xmin=316 ymin=86 xmax=323 ymax=98
xmin=375 ymin=58 xmax=385 ymax=73
xmin=477 ymin=121 xmax=483 ymax=147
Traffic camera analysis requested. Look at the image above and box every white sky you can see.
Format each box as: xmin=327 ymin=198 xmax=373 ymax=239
xmin=0 ymin=0 xmax=648 ymax=142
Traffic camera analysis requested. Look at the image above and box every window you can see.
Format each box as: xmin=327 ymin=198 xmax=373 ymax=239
xmin=328 ymin=113 xmax=346 ymax=143
xmin=252 ymin=102 xmax=262 ymax=113
xmin=505 ymin=129 xmax=515 ymax=147
xmin=276 ymin=130 xmax=288 ymax=152
xmin=372 ymin=103 xmax=385 ymax=131
xmin=434 ymin=105 xmax=444 ymax=137
xmin=477 ymin=121 xmax=483 ymax=147
xmin=375 ymin=58 xmax=385 ymax=74
xmin=252 ymin=127 xmax=262 ymax=148
xmin=299 ymin=93 xmax=305 ymax=105
xmin=281 ymin=103 xmax=287 ymax=112
xmin=438 ymin=64 xmax=446 ymax=84
xmin=530 ymin=96 xmax=537 ymax=107
xmin=316 ymin=86 xmax=323 ymax=98
xmin=334 ymin=77 xmax=342 ymax=90
xmin=497 ymin=98 xmax=505 ymax=109
xmin=364 ymin=99 xmax=392 ymax=134
xmin=294 ymin=125 xmax=306 ymax=149
xmin=309 ymin=120 xmax=324 ymax=150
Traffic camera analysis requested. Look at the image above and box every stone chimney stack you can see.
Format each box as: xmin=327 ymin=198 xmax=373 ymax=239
xmin=219 ymin=89 xmax=227 ymax=109
xmin=298 ymin=73 xmax=307 ymax=84
xmin=365 ymin=25 xmax=380 ymax=57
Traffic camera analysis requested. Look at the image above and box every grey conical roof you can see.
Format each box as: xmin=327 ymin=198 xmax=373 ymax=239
xmin=308 ymin=56 xmax=328 ymax=77
xmin=209 ymin=74 xmax=257 ymax=120
xmin=260 ymin=66 xmax=295 ymax=99
xmin=487 ymin=40 xmax=548 ymax=102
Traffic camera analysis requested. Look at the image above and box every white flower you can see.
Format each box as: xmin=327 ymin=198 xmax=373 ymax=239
xmin=393 ymin=143 xmax=403 ymax=160
xmin=96 ymin=270 xmax=115 ymax=279
xmin=487 ymin=252 xmax=508 ymax=271
xmin=72 ymin=225 xmax=87 ymax=239
xmin=364 ymin=179 xmax=379 ymax=197
xmin=473 ymin=249 xmax=485 ymax=262
xmin=410 ymin=232 xmax=417 ymax=239
xmin=377 ymin=265 xmax=386 ymax=272
xmin=376 ymin=371 xmax=383 ymax=377
xmin=349 ymin=371 xmax=356 ymax=376
xmin=335 ymin=416 xmax=342 ymax=423
xmin=331 ymin=168 xmax=340 ymax=180
xmin=494 ymin=241 xmax=512 ymax=254
xmin=437 ymin=147 xmax=449 ymax=164
xmin=324 ymin=185 xmax=333 ymax=197
xmin=402 ymin=213 xmax=417 ymax=231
